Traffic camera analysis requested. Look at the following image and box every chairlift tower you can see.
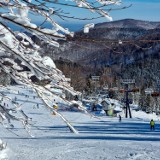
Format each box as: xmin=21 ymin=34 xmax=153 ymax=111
xmin=152 ymin=82 xmax=160 ymax=113
xmin=91 ymin=76 xmax=100 ymax=95
xmin=156 ymin=80 xmax=160 ymax=93
xmin=121 ymin=79 xmax=135 ymax=118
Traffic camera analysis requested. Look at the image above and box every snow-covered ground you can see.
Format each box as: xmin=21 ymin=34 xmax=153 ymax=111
xmin=1 ymin=86 xmax=160 ymax=160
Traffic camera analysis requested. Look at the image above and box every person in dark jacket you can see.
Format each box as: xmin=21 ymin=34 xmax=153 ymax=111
xmin=119 ymin=115 xmax=122 ymax=122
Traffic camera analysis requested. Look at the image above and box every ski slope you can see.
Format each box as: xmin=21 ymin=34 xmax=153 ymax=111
xmin=0 ymin=86 xmax=160 ymax=160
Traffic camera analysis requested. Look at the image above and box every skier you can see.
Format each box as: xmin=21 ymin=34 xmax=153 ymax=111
xmin=91 ymin=103 xmax=97 ymax=111
xmin=74 ymin=95 xmax=78 ymax=101
xmin=119 ymin=115 xmax=122 ymax=122
xmin=52 ymin=103 xmax=58 ymax=115
xmin=150 ymin=119 xmax=155 ymax=130
xmin=53 ymin=103 xmax=58 ymax=110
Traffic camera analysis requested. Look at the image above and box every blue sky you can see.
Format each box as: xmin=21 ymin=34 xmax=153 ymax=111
xmin=111 ymin=0 xmax=160 ymax=22
xmin=29 ymin=0 xmax=160 ymax=30
xmin=7 ymin=0 xmax=160 ymax=31
xmin=54 ymin=0 xmax=160 ymax=24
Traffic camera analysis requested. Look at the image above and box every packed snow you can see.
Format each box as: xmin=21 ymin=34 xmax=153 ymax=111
xmin=0 ymin=85 xmax=160 ymax=160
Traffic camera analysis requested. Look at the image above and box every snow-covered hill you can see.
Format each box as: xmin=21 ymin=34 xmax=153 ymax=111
xmin=1 ymin=85 xmax=160 ymax=160
xmin=95 ymin=19 xmax=160 ymax=30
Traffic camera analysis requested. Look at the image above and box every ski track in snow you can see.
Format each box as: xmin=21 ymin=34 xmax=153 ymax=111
xmin=0 ymin=86 xmax=160 ymax=160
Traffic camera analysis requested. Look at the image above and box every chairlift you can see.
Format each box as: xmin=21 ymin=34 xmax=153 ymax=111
xmin=151 ymin=92 xmax=160 ymax=97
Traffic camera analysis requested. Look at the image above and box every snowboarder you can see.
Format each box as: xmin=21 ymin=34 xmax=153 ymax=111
xmin=150 ymin=119 xmax=155 ymax=130
xmin=119 ymin=115 xmax=122 ymax=122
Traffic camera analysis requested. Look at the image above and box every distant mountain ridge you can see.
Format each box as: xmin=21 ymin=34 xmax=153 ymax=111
xmin=43 ymin=19 xmax=160 ymax=67
xmin=95 ymin=19 xmax=160 ymax=30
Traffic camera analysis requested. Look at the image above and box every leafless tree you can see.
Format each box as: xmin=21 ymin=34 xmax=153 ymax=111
xmin=0 ymin=0 xmax=124 ymax=135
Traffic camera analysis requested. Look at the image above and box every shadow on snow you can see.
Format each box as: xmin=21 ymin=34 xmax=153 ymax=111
xmin=3 ymin=119 xmax=160 ymax=142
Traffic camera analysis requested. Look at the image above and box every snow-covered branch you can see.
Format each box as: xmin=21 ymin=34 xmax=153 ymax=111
xmin=0 ymin=0 xmax=123 ymax=136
